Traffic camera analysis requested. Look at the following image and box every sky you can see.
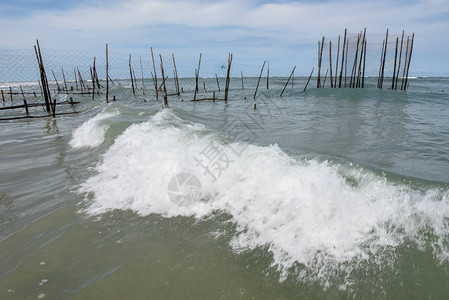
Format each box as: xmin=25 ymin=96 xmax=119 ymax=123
xmin=0 ymin=0 xmax=448 ymax=76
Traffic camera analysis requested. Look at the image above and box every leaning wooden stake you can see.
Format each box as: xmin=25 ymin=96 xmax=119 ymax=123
xmin=404 ymin=33 xmax=414 ymax=91
xmin=267 ymin=61 xmax=269 ymax=89
xmin=159 ymin=54 xmax=167 ymax=97
xmin=380 ymin=29 xmax=389 ymax=89
xmin=401 ymin=36 xmax=410 ymax=91
xmin=317 ymin=36 xmax=325 ymax=88
xmin=52 ymin=70 xmax=61 ymax=92
xmin=61 ymin=67 xmax=68 ymax=94
xmin=304 ymin=67 xmax=314 ymax=92
xmin=90 ymin=66 xmax=95 ymax=100
xmin=224 ymin=53 xmax=233 ymax=104
xmin=34 ymin=40 xmax=51 ymax=112
xmin=129 ymin=55 xmax=135 ymax=94
xmin=23 ymin=100 xmax=29 ymax=116
xmin=392 ymin=37 xmax=398 ymax=90
xmin=195 ymin=53 xmax=202 ymax=92
xmin=253 ymin=60 xmax=266 ymax=100
xmin=172 ymin=54 xmax=180 ymax=95
xmin=151 ymin=47 xmax=159 ymax=100
xmin=280 ymin=66 xmax=296 ymax=97
xmin=395 ymin=31 xmax=404 ymax=90
xmin=329 ymin=40 xmax=333 ymax=88
xmin=216 ymin=73 xmax=221 ymax=92
xmin=362 ymin=39 xmax=367 ymax=88
xmin=322 ymin=68 xmax=328 ymax=88
xmin=334 ymin=34 xmax=340 ymax=88
xmin=339 ymin=28 xmax=347 ymax=88
xmin=240 ymin=71 xmax=244 ymax=90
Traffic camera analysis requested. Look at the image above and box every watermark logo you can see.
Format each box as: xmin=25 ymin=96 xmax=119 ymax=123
xmin=167 ymin=172 xmax=202 ymax=207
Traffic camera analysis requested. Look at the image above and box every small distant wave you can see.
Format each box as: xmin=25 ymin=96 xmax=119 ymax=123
xmin=79 ymin=109 xmax=449 ymax=285
xmin=69 ymin=109 xmax=119 ymax=149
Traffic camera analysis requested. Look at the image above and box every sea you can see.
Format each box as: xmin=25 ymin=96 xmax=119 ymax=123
xmin=1 ymin=77 xmax=449 ymax=299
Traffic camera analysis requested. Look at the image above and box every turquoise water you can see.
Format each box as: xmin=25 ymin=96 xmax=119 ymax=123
xmin=1 ymin=77 xmax=449 ymax=299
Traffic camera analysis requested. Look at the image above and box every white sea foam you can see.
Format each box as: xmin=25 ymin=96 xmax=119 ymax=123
xmin=80 ymin=109 xmax=449 ymax=284
xmin=69 ymin=109 xmax=119 ymax=149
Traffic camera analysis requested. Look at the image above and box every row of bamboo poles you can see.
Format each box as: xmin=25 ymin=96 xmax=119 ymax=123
xmin=1 ymin=30 xmax=416 ymax=120
xmin=315 ymin=28 xmax=414 ymax=91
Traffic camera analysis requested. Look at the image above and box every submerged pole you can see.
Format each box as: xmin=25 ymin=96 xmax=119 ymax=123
xmin=253 ymin=60 xmax=266 ymax=100
xmin=280 ymin=66 xmax=296 ymax=97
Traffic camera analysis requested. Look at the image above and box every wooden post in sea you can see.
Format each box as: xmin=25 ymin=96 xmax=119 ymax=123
xmin=159 ymin=54 xmax=167 ymax=97
xmin=9 ymin=87 xmax=12 ymax=102
xmin=254 ymin=60 xmax=266 ymax=100
xmin=224 ymin=53 xmax=233 ymax=104
xmin=74 ymin=68 xmax=79 ymax=91
xmin=240 ymin=71 xmax=244 ymax=90
xmin=52 ymin=70 xmax=61 ymax=92
xmin=401 ymin=36 xmax=410 ymax=91
xmin=90 ymin=66 xmax=95 ymax=100
xmin=172 ymin=54 xmax=180 ymax=96
xmin=350 ymin=33 xmax=360 ymax=88
xmin=267 ymin=60 xmax=269 ymax=89
xmin=322 ymin=68 xmax=328 ymax=88
xmin=151 ymin=47 xmax=159 ymax=100
xmin=34 ymin=40 xmax=51 ymax=113
xmin=339 ymin=29 xmax=347 ymax=88
xmin=395 ymin=31 xmax=405 ymax=90
xmin=304 ymin=67 xmax=314 ymax=91
xmin=317 ymin=36 xmax=325 ymax=88
xmin=106 ymin=43 xmax=109 ymax=102
xmin=377 ymin=40 xmax=385 ymax=89
xmin=280 ymin=66 xmax=296 ymax=96
xmin=404 ymin=33 xmax=414 ymax=91
xmin=344 ymin=40 xmax=348 ymax=87
xmin=216 ymin=73 xmax=221 ymax=92
xmin=380 ymin=29 xmax=389 ymax=89
xmin=392 ymin=37 xmax=398 ymax=90
xmin=329 ymin=40 xmax=333 ymax=88
xmin=362 ymin=39 xmax=367 ymax=88
xmin=356 ymin=29 xmax=366 ymax=88
xmin=334 ymin=34 xmax=340 ymax=88
xmin=129 ymin=55 xmax=135 ymax=94
xmin=1 ymin=90 xmax=4 ymax=103
xmin=61 ymin=67 xmax=68 ymax=94
xmin=195 ymin=53 xmax=202 ymax=92
xmin=132 ymin=68 xmax=138 ymax=91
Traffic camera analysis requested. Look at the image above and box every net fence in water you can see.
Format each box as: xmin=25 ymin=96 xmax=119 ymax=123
xmin=0 ymin=29 xmax=414 ymax=119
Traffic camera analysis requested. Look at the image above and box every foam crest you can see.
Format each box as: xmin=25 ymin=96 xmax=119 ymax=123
xmin=80 ymin=109 xmax=449 ymax=283
xmin=69 ymin=109 xmax=119 ymax=149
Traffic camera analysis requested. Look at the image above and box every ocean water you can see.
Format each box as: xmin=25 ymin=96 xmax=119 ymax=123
xmin=1 ymin=77 xmax=449 ymax=299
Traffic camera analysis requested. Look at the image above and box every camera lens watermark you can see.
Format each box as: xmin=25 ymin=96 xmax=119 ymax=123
xmin=167 ymin=172 xmax=202 ymax=207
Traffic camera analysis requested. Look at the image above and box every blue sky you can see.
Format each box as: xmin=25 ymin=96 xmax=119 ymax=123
xmin=1 ymin=0 xmax=448 ymax=76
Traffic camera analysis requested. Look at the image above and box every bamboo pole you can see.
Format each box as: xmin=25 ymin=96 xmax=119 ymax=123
xmin=23 ymin=99 xmax=29 ymax=116
xmin=392 ymin=37 xmax=398 ymax=90
xmin=129 ymin=55 xmax=135 ymax=94
xmin=196 ymin=53 xmax=202 ymax=92
xmin=267 ymin=60 xmax=269 ymax=89
xmin=62 ymin=67 xmax=68 ymax=94
xmin=304 ymin=67 xmax=314 ymax=91
xmin=401 ymin=36 xmax=410 ymax=91
xmin=334 ymin=34 xmax=340 ymax=88
xmin=350 ymin=33 xmax=360 ymax=88
xmin=35 ymin=40 xmax=51 ymax=112
xmin=90 ymin=66 xmax=95 ymax=100
xmin=133 ymin=68 xmax=138 ymax=91
xmin=356 ymin=28 xmax=366 ymax=88
xmin=151 ymin=47 xmax=159 ymax=100
xmin=159 ymin=54 xmax=167 ymax=97
xmin=317 ymin=36 xmax=325 ymax=88
xmin=380 ymin=29 xmax=389 ymax=89
xmin=395 ymin=31 xmax=404 ymax=90
xmin=339 ymin=28 xmax=347 ymax=88
xmin=106 ymin=43 xmax=109 ymax=102
xmin=280 ymin=66 xmax=296 ymax=96
xmin=404 ymin=33 xmax=414 ymax=91
xmin=253 ymin=60 xmax=266 ymax=100
xmin=240 ymin=71 xmax=244 ymax=90
xmin=216 ymin=73 xmax=221 ymax=92
xmin=362 ymin=39 xmax=367 ymax=88
xmin=172 ymin=53 xmax=180 ymax=95
xmin=224 ymin=53 xmax=233 ymax=104
xmin=345 ymin=40 xmax=348 ymax=87
xmin=1 ymin=90 xmax=4 ymax=103
xmin=377 ymin=40 xmax=385 ymax=88
xmin=52 ymin=70 xmax=61 ymax=92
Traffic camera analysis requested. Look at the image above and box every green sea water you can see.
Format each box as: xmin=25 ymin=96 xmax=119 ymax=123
xmin=1 ymin=77 xmax=449 ymax=299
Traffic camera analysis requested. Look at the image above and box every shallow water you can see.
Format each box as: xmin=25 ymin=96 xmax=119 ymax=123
xmin=1 ymin=77 xmax=449 ymax=299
